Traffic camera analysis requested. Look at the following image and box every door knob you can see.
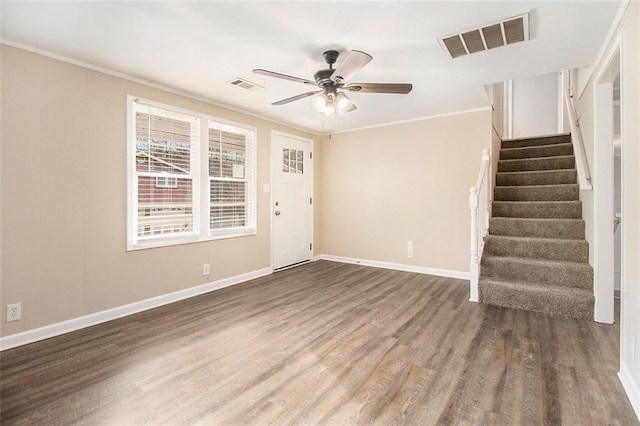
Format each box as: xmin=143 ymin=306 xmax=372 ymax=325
xmin=275 ymin=211 xmax=281 ymax=216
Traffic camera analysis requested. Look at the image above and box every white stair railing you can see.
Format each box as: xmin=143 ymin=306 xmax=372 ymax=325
xmin=469 ymin=148 xmax=491 ymax=302
xmin=564 ymin=88 xmax=593 ymax=190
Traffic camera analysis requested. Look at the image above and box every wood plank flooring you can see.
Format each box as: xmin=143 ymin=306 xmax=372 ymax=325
xmin=1 ymin=260 xmax=637 ymax=425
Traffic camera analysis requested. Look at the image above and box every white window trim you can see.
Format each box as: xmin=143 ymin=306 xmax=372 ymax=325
xmin=127 ymin=96 xmax=257 ymax=251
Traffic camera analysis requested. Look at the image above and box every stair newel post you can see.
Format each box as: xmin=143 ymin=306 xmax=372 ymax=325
xmin=482 ymin=149 xmax=491 ymax=235
xmin=469 ymin=186 xmax=479 ymax=302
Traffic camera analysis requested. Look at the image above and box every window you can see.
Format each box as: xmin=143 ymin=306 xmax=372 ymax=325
xmin=155 ymin=176 xmax=178 ymax=188
xmin=127 ymin=97 xmax=256 ymax=250
xmin=209 ymin=123 xmax=250 ymax=230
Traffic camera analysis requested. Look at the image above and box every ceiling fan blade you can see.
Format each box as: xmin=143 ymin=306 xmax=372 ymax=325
xmin=272 ymin=90 xmax=322 ymax=105
xmin=253 ymin=69 xmax=316 ymax=86
xmin=330 ymin=50 xmax=373 ymax=84
xmin=344 ymin=83 xmax=413 ymax=94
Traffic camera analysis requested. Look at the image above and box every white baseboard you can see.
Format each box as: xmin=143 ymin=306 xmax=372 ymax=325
xmin=1 ymin=257 xmax=469 ymax=351
xmin=619 ymin=363 xmax=640 ymax=421
xmin=314 ymin=254 xmax=470 ymax=280
xmin=0 ymin=267 xmax=273 ymax=351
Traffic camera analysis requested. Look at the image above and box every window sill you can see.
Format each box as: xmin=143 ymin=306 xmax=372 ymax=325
xmin=127 ymin=229 xmax=257 ymax=251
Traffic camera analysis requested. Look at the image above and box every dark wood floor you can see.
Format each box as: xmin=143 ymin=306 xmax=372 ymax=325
xmin=1 ymin=260 xmax=637 ymax=425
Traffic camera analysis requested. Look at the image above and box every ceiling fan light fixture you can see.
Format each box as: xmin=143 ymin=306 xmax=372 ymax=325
xmin=323 ymin=103 xmax=336 ymax=118
xmin=335 ymin=92 xmax=353 ymax=115
xmin=311 ymin=92 xmax=353 ymax=118
xmin=311 ymin=93 xmax=329 ymax=113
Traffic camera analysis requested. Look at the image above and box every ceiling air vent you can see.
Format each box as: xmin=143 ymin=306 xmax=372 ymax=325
xmin=228 ymin=78 xmax=264 ymax=91
xmin=439 ymin=13 xmax=530 ymax=59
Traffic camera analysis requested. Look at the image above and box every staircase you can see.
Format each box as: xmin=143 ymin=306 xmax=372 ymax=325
xmin=479 ymin=134 xmax=594 ymax=320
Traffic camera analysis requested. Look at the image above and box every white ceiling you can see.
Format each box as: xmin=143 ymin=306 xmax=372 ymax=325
xmin=1 ymin=1 xmax=622 ymax=134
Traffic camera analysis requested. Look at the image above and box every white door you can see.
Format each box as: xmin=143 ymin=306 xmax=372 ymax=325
xmin=272 ymin=131 xmax=313 ymax=269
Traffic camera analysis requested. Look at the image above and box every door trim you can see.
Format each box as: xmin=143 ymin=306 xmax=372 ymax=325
xmin=270 ymin=130 xmax=314 ymax=270
xmin=593 ymin=44 xmax=620 ymax=324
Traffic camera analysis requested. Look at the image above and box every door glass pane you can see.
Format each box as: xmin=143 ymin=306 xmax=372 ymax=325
xmin=282 ymin=148 xmax=305 ymax=174
xmin=282 ymin=148 xmax=289 ymax=172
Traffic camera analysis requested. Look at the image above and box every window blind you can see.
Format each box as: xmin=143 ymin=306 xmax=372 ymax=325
xmin=133 ymin=103 xmax=200 ymax=241
xmin=208 ymin=121 xmax=256 ymax=233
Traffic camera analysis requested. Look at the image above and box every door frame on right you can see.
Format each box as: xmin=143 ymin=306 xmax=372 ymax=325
xmin=593 ymin=45 xmax=621 ymax=324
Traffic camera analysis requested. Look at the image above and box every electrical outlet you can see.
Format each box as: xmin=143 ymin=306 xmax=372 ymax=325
xmin=203 ymin=263 xmax=210 ymax=276
xmin=407 ymin=241 xmax=414 ymax=259
xmin=6 ymin=303 xmax=21 ymax=322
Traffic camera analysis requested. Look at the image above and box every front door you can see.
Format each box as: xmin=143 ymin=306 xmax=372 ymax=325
xmin=271 ymin=131 xmax=313 ymax=269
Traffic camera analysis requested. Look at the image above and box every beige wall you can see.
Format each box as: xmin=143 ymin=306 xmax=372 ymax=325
xmin=319 ymin=110 xmax=491 ymax=273
xmin=574 ymin=2 xmax=640 ymax=416
xmin=0 ymin=45 xmax=321 ymax=337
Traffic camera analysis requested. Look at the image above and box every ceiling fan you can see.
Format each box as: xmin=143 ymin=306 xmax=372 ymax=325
xmin=253 ymin=50 xmax=413 ymax=117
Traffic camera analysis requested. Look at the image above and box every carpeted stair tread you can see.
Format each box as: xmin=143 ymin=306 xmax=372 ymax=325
xmin=480 ymin=133 xmax=593 ymax=321
xmin=480 ymin=255 xmax=593 ymax=290
xmin=501 ymin=134 xmax=571 ymax=149
xmin=489 ymin=217 xmax=585 ymax=239
xmin=500 ymin=143 xmax=573 ymax=160
xmin=494 ymin=184 xmax=579 ymax=201
xmin=483 ymin=235 xmax=588 ymax=262
xmin=478 ymin=278 xmax=594 ymax=320
xmin=497 ymin=169 xmax=577 ymax=186
xmin=493 ymin=201 xmax=581 ymax=219
xmin=498 ymin=155 xmax=575 ymax=172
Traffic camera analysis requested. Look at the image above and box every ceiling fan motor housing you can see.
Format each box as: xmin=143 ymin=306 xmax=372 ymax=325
xmin=314 ymin=50 xmax=342 ymax=88
xmin=314 ymin=69 xmax=337 ymax=87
